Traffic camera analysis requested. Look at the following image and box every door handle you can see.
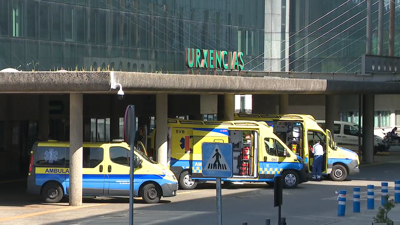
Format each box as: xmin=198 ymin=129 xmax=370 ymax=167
xmin=337 ymin=136 xmax=342 ymax=138
xmin=108 ymin=165 xmax=112 ymax=172
xmin=99 ymin=165 xmax=103 ymax=172
xmin=343 ymin=136 xmax=347 ymax=138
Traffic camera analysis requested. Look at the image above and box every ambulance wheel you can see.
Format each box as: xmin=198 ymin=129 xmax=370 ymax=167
xmin=141 ymin=183 xmax=161 ymax=204
xmin=282 ymin=170 xmax=299 ymax=188
xmin=179 ymin=171 xmax=198 ymax=190
xmin=41 ymin=182 xmax=64 ymax=203
xmin=330 ymin=164 xmax=347 ymax=181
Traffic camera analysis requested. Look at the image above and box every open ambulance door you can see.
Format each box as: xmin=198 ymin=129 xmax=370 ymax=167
xmin=325 ymin=129 xmax=334 ymax=172
xmin=307 ymin=130 xmax=328 ymax=174
xmin=191 ymin=128 xmax=229 ymax=178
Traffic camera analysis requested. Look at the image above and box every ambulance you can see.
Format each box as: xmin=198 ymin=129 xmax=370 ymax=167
xmin=27 ymin=140 xmax=178 ymax=204
xmin=156 ymin=119 xmax=308 ymax=190
xmin=234 ymin=114 xmax=360 ymax=181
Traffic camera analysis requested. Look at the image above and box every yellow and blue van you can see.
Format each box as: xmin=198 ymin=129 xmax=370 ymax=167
xmin=235 ymin=114 xmax=360 ymax=181
xmin=27 ymin=140 xmax=178 ymax=204
xmin=153 ymin=119 xmax=308 ymax=190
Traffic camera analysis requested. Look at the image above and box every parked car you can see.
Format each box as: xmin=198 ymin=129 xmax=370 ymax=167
xmin=317 ymin=120 xmax=389 ymax=154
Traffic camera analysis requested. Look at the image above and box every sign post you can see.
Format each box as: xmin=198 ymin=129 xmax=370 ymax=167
xmin=202 ymin=142 xmax=233 ymax=225
xmin=124 ymin=105 xmax=136 ymax=225
xmin=274 ymin=176 xmax=283 ymax=225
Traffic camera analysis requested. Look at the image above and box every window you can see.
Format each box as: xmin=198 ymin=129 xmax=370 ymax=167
xmin=39 ymin=3 xmax=50 ymax=40
xmin=340 ymin=111 xmax=362 ymax=125
xmin=110 ymin=147 xmax=130 ymax=166
xmin=26 ymin=1 xmax=38 ymax=38
xmin=343 ymin=125 xmax=359 ymax=136
xmin=119 ymin=117 xmax=138 ymax=139
xmin=375 ymin=111 xmax=390 ymax=127
xmin=317 ymin=122 xmax=340 ymax=134
xmin=83 ymin=147 xmax=103 ymax=168
xmin=64 ymin=6 xmax=75 ymax=41
xmin=264 ymin=138 xmax=288 ymax=157
xmin=333 ymin=124 xmax=341 ymax=134
xmin=91 ymin=118 xmax=110 ymax=142
xmin=52 ymin=4 xmax=63 ymax=41
xmin=35 ymin=147 xmax=67 ymax=166
xmin=0 ymin=0 xmax=9 ymax=36
xmin=12 ymin=1 xmax=22 ymax=37
xmin=203 ymin=114 xmax=217 ymax=121
xmin=307 ymin=131 xmax=326 ymax=147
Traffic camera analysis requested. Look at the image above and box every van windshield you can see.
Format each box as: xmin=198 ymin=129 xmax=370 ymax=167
xmin=135 ymin=148 xmax=157 ymax=164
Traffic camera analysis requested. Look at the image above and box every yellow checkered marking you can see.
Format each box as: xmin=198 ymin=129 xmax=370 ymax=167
xmin=260 ymin=168 xmax=283 ymax=175
xmin=192 ymin=167 xmax=202 ymax=173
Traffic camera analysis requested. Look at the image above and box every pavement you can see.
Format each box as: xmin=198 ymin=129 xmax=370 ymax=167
xmin=1 ymin=148 xmax=400 ymax=225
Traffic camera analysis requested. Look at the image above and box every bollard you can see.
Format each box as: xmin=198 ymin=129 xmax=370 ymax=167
xmin=395 ymin=180 xmax=400 ymax=203
xmin=337 ymin=190 xmax=346 ymax=216
xmin=353 ymin=187 xmax=360 ymax=213
xmin=367 ymin=185 xmax=375 ymax=210
xmin=381 ymin=182 xmax=388 ymax=206
xmin=278 ymin=217 xmax=286 ymax=225
xmin=265 ymin=219 xmax=270 ymax=225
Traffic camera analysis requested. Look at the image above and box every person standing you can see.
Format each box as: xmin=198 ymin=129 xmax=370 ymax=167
xmin=312 ymin=140 xmax=324 ymax=181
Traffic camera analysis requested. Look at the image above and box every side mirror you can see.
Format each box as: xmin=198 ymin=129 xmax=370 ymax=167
xmin=134 ymin=157 xmax=143 ymax=168
xmin=264 ymin=156 xmax=268 ymax=162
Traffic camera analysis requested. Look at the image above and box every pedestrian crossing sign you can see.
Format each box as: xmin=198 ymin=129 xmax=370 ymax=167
xmin=202 ymin=142 xmax=233 ymax=178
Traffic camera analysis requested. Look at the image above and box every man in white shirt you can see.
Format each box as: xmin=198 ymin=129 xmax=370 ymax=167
xmin=312 ymin=140 xmax=324 ymax=181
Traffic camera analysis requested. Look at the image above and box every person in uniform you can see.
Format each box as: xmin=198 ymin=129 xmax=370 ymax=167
xmin=312 ymin=140 xmax=324 ymax=181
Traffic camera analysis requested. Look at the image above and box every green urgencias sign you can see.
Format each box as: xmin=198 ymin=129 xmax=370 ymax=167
xmin=185 ymin=48 xmax=245 ymax=71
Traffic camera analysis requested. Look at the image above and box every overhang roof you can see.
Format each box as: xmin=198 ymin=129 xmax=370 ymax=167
xmin=0 ymin=71 xmax=399 ymax=94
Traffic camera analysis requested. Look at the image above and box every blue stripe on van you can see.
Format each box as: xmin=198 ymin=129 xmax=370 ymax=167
xmin=35 ymin=174 xmax=172 ymax=192
xmin=193 ymin=128 xmax=229 ymax=135
xmin=170 ymin=158 xmax=202 ymax=169
xmin=328 ymin=158 xmax=353 ymax=165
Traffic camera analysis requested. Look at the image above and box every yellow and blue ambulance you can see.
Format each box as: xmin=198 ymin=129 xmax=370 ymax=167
xmin=27 ymin=140 xmax=178 ymax=204
xmin=234 ymin=114 xmax=360 ymax=181
xmin=155 ymin=119 xmax=308 ymax=190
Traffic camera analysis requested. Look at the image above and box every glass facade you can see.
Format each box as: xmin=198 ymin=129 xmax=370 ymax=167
xmin=283 ymin=0 xmax=400 ymax=73
xmin=0 ymin=0 xmax=265 ymax=72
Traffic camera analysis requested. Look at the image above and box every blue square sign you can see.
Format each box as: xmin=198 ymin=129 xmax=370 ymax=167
xmin=202 ymin=142 xmax=233 ymax=178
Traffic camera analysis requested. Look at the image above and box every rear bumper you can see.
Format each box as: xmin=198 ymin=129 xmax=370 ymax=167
xmin=161 ymin=182 xmax=178 ymax=197
xmin=26 ymin=175 xmax=41 ymax=195
xmin=299 ymin=164 xmax=309 ymax=183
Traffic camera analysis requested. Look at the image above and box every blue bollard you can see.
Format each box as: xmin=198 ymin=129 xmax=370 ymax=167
xmin=337 ymin=190 xmax=346 ymax=216
xmin=353 ymin=187 xmax=360 ymax=213
xmin=381 ymin=182 xmax=388 ymax=206
xmin=367 ymin=185 xmax=375 ymax=210
xmin=395 ymin=180 xmax=400 ymax=203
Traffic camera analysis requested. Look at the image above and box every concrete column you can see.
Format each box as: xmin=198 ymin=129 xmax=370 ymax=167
xmin=279 ymin=94 xmax=289 ymax=114
xmin=362 ymin=94 xmax=374 ymax=163
xmin=39 ymin=95 xmax=49 ymax=140
xmin=325 ymin=95 xmax=339 ymax=133
xmin=156 ymin=94 xmax=168 ymax=167
xmin=69 ymin=93 xmax=83 ymax=206
xmin=223 ymin=94 xmax=235 ymax=120
xmin=110 ymin=96 xmax=120 ymax=140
